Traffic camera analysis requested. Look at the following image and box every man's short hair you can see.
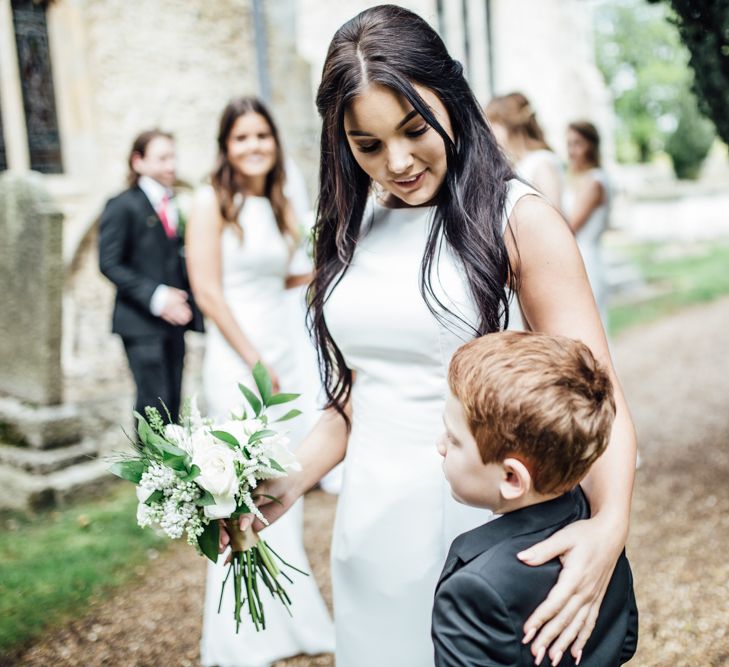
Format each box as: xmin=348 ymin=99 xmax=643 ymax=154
xmin=448 ymin=331 xmax=616 ymax=494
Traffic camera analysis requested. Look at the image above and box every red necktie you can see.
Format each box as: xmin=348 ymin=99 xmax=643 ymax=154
xmin=157 ymin=195 xmax=176 ymax=239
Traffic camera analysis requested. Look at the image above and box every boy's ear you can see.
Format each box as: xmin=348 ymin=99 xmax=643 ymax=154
xmin=500 ymin=457 xmax=533 ymax=501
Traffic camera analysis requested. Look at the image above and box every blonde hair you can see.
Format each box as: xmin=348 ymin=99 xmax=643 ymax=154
xmin=448 ymin=331 xmax=615 ymax=494
xmin=485 ymin=92 xmax=550 ymax=151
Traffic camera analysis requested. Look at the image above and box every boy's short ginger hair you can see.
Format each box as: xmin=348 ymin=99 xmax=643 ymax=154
xmin=448 ymin=331 xmax=616 ymax=495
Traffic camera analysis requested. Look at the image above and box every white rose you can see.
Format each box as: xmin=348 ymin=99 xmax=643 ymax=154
xmin=189 ymin=427 xmax=218 ymax=454
xmin=203 ymin=495 xmax=237 ymax=520
xmin=192 ymin=440 xmax=239 ymax=499
xmin=262 ymin=433 xmax=301 ymax=472
xmin=164 ymin=424 xmax=194 ymax=455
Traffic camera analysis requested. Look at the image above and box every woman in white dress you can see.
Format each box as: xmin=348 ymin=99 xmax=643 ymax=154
xmin=564 ymin=121 xmax=611 ymax=325
xmin=232 ymin=7 xmax=637 ymax=667
xmin=485 ymin=92 xmax=564 ymax=209
xmin=186 ymin=97 xmax=334 ymax=667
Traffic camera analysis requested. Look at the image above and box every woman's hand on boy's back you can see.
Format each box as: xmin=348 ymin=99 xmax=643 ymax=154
xmin=517 ymin=515 xmax=624 ymax=665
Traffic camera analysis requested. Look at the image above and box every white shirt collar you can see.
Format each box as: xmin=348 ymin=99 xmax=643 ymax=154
xmin=138 ymin=176 xmax=173 ymax=209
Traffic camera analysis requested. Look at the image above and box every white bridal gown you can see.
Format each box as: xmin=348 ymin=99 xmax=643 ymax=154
xmin=199 ymin=192 xmax=334 ymax=667
xmin=323 ymin=180 xmax=532 ymax=667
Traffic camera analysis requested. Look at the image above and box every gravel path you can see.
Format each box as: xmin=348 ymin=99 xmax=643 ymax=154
xmin=6 ymin=297 xmax=729 ymax=667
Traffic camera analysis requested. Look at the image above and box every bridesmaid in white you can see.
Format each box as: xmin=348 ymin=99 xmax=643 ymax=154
xmin=485 ymin=92 xmax=564 ymax=209
xmin=564 ymin=121 xmax=612 ymax=325
xmin=233 ymin=7 xmax=637 ymax=667
xmin=186 ymin=97 xmax=334 ymax=667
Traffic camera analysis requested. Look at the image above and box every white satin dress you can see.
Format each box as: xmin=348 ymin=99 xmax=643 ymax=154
xmin=323 ymin=180 xmax=532 ymax=666
xmin=199 ymin=192 xmax=334 ymax=667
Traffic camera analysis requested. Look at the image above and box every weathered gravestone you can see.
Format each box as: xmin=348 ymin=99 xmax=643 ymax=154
xmin=0 ymin=170 xmax=63 ymax=405
xmin=0 ymin=172 xmax=112 ymax=510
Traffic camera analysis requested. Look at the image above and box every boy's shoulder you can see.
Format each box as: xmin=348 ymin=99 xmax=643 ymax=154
xmin=437 ymin=490 xmax=591 ymax=610
xmin=441 ymin=523 xmax=566 ymax=608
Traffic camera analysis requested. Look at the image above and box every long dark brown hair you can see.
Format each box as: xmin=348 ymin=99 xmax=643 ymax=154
xmin=309 ymin=4 xmax=516 ymax=421
xmin=127 ymin=129 xmax=173 ymax=187
xmin=212 ymin=96 xmax=295 ymax=239
xmin=485 ymin=92 xmax=551 ymax=151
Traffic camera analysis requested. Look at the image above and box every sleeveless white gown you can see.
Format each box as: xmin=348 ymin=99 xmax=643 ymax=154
xmin=515 ymin=149 xmax=564 ymax=208
xmin=323 ymin=180 xmax=532 ymax=667
xmin=563 ymin=168 xmax=611 ymax=324
xmin=199 ymin=193 xmax=335 ymax=667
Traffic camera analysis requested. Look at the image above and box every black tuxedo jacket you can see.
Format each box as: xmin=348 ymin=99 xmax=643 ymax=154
xmin=432 ymin=488 xmax=638 ymax=666
xmin=98 ymin=186 xmax=203 ymax=338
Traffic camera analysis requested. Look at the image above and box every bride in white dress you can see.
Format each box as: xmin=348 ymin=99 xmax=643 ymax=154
xmin=186 ymin=97 xmax=334 ymax=667
xmin=233 ymin=8 xmax=638 ymax=667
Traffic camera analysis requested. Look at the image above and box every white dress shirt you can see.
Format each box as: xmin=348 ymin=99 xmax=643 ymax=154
xmin=138 ymin=176 xmax=179 ymax=316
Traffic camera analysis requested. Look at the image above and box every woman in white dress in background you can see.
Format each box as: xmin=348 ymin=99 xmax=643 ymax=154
xmin=485 ymin=91 xmax=564 ymax=209
xmin=564 ymin=121 xmax=611 ymax=325
xmin=231 ymin=7 xmax=637 ymax=667
xmin=186 ymin=96 xmax=334 ymax=667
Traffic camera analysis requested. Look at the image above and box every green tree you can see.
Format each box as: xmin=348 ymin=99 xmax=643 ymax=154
xmin=665 ymin=95 xmax=715 ymax=179
xmin=647 ymin=0 xmax=729 ymax=146
xmin=594 ymin=0 xmax=710 ymax=164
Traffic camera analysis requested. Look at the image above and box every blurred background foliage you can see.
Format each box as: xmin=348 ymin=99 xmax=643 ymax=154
xmin=594 ymin=0 xmax=726 ymax=179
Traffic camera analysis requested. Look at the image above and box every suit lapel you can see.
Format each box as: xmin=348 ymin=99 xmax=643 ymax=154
xmin=437 ymin=489 xmax=585 ymax=590
xmin=130 ymin=186 xmax=173 ymax=241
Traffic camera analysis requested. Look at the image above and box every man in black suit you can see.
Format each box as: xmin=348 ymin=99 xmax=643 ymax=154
xmin=433 ymin=331 xmax=638 ymax=666
xmin=99 ymin=129 xmax=203 ymax=422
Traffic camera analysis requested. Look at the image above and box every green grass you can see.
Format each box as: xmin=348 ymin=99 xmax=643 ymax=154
xmin=609 ymin=240 xmax=729 ymax=336
xmin=0 ymin=484 xmax=167 ymax=653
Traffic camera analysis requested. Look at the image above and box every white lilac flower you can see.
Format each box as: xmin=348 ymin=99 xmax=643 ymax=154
xmin=139 ymin=462 xmax=177 ymax=492
xmin=136 ymin=501 xmax=155 ymax=528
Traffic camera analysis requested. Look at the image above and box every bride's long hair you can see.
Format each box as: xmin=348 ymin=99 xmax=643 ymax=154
xmin=309 ymin=4 xmax=516 ymax=422
xmin=212 ymin=96 xmax=297 ymax=239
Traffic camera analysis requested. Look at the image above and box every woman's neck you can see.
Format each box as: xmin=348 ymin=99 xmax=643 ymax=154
xmin=236 ymin=172 xmax=267 ymax=197
xmin=569 ymin=161 xmax=597 ymax=176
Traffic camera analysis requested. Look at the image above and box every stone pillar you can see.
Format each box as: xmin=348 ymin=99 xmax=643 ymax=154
xmin=0 ymin=171 xmax=64 ymax=405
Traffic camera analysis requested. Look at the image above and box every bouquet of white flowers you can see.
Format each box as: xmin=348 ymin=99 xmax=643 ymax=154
xmin=109 ymin=363 xmax=305 ymax=632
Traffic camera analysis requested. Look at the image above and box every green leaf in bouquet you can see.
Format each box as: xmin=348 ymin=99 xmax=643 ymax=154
xmin=109 ymin=459 xmax=146 ymax=484
xmin=198 ymin=521 xmax=220 ymax=562
xmin=268 ymin=459 xmax=286 ymax=473
xmin=236 ymin=501 xmax=251 ymax=514
xmin=134 ymin=411 xmax=178 ymax=458
xmin=156 ymin=439 xmax=188 ymax=459
xmin=144 ymin=489 xmax=164 ymax=505
xmin=252 ymin=362 xmax=273 ymax=406
xmin=196 ymin=490 xmax=216 ymax=506
xmin=248 ymin=429 xmax=277 ymax=443
xmin=267 ymin=393 xmax=300 ymax=406
xmin=211 ymin=430 xmax=240 ymax=448
xmin=273 ymin=409 xmax=302 ymax=423
xmin=238 ymin=383 xmax=262 ymax=417
xmin=179 ymin=464 xmax=201 ymax=482
xmin=164 ymin=454 xmax=189 ymax=472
